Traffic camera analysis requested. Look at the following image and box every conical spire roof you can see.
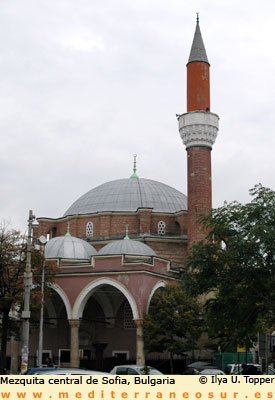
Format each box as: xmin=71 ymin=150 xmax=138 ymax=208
xmin=187 ymin=18 xmax=209 ymax=65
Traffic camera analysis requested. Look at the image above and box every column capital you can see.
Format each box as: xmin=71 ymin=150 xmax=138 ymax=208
xmin=134 ymin=318 xmax=144 ymax=328
xmin=68 ymin=319 xmax=80 ymax=329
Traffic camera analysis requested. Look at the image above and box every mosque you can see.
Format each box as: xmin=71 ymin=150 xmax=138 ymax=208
xmin=27 ymin=17 xmax=219 ymax=371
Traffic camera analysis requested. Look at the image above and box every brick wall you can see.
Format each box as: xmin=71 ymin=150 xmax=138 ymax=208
xmin=145 ymin=240 xmax=188 ymax=267
xmin=138 ymin=209 xmax=152 ymax=234
xmin=187 ymin=146 xmax=212 ymax=249
xmin=187 ymin=61 xmax=210 ymax=112
xmin=36 ymin=210 xmax=188 ymax=266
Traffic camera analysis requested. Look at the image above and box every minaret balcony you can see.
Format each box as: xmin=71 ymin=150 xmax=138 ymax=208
xmin=178 ymin=110 xmax=219 ymax=149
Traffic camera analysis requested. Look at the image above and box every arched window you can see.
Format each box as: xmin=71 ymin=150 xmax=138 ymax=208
xmin=86 ymin=221 xmax=93 ymax=238
xmin=175 ymin=221 xmax=181 ymax=235
xmin=124 ymin=302 xmax=135 ymax=329
xmin=158 ymin=221 xmax=166 ymax=235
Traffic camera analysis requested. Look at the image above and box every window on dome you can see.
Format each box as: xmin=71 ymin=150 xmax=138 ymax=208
xmin=158 ymin=221 xmax=166 ymax=235
xmin=124 ymin=302 xmax=135 ymax=330
xmin=86 ymin=221 xmax=93 ymax=238
xmin=48 ymin=227 xmax=56 ymax=239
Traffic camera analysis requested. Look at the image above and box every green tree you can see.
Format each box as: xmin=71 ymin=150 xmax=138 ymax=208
xmin=143 ymin=285 xmax=202 ymax=373
xmin=0 ymin=222 xmax=57 ymax=373
xmin=184 ymin=184 xmax=275 ymax=351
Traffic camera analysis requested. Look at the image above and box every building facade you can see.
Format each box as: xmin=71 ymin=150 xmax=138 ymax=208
xmin=16 ymin=18 xmax=220 ymax=372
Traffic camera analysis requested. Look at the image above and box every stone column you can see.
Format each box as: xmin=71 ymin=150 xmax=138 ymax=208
xmin=69 ymin=319 xmax=80 ymax=368
xmin=134 ymin=318 xmax=145 ymax=366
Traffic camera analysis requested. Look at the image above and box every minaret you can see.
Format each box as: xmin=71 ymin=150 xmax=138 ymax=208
xmin=178 ymin=15 xmax=219 ymax=250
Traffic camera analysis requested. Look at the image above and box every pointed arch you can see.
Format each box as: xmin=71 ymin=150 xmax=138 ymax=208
xmin=49 ymin=283 xmax=72 ymax=319
xmin=146 ymin=281 xmax=167 ymax=312
xmin=44 ymin=298 xmax=57 ymax=327
xmin=72 ymin=278 xmax=139 ymax=320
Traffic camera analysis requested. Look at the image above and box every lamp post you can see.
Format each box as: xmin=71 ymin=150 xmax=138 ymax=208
xmin=21 ymin=210 xmax=35 ymax=373
xmin=37 ymin=235 xmax=47 ymax=367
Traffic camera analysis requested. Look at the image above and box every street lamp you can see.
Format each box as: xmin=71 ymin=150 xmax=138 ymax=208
xmin=20 ymin=211 xmax=48 ymax=372
xmin=37 ymin=235 xmax=47 ymax=367
xmin=20 ymin=210 xmax=35 ymax=373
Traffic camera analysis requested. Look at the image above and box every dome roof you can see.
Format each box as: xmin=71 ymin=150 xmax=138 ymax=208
xmin=63 ymin=178 xmax=187 ymax=217
xmin=98 ymin=239 xmax=156 ymax=257
xmin=45 ymin=235 xmax=97 ymax=259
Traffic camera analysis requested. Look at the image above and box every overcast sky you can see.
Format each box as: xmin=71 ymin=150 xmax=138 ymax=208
xmin=0 ymin=0 xmax=274 ymax=233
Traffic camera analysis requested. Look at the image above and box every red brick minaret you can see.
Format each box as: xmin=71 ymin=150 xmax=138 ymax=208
xmin=178 ymin=16 xmax=219 ymax=250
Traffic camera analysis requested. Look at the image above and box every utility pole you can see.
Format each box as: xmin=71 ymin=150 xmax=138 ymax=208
xmin=37 ymin=235 xmax=47 ymax=366
xmin=20 ymin=210 xmax=35 ymax=373
xmin=37 ymin=260 xmax=45 ymax=367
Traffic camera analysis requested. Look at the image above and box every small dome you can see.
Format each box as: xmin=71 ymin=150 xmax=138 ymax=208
xmin=98 ymin=239 xmax=156 ymax=257
xmin=45 ymin=235 xmax=97 ymax=259
xmin=63 ymin=178 xmax=187 ymax=217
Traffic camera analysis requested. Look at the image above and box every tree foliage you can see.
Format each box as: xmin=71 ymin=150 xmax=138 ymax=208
xmin=0 ymin=222 xmax=58 ymax=372
xmin=183 ymin=184 xmax=275 ymax=351
xmin=143 ymin=285 xmax=202 ymax=372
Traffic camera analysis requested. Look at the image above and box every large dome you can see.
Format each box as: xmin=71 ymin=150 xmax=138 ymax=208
xmin=63 ymin=178 xmax=187 ymax=217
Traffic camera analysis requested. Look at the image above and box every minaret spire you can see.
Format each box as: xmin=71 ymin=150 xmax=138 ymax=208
xmin=124 ymin=225 xmax=130 ymax=240
xmin=177 ymin=17 xmax=219 ymax=250
xmin=187 ymin=15 xmax=210 ymax=112
xmin=188 ymin=15 xmax=209 ymax=65
xmin=130 ymin=154 xmax=139 ymax=179
xmin=65 ymin=222 xmax=71 ymax=236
